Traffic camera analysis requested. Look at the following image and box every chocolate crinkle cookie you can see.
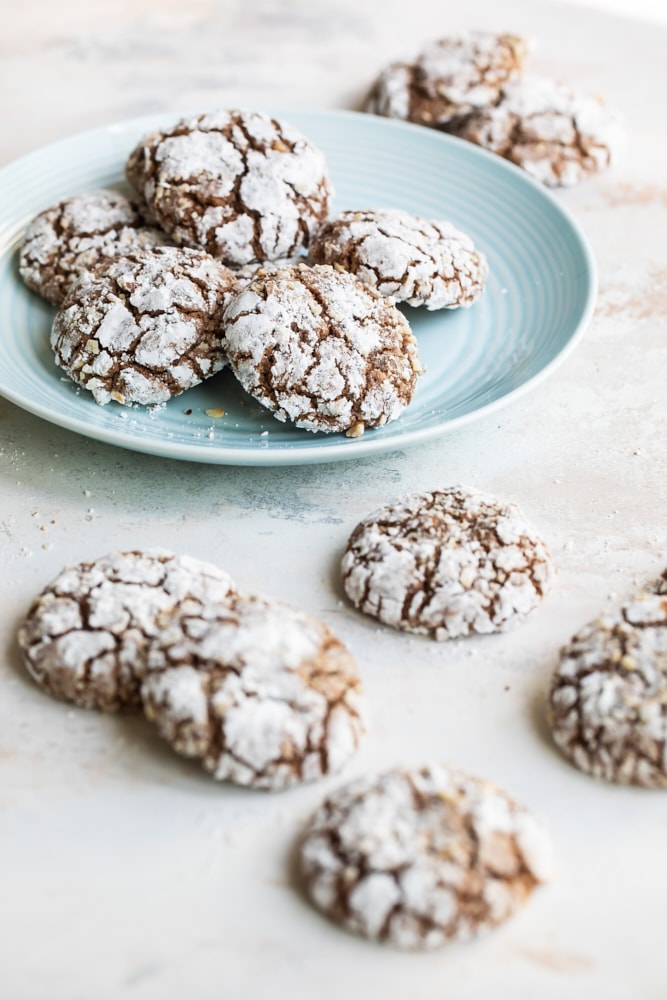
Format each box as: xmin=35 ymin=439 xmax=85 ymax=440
xmin=51 ymin=245 xmax=239 ymax=406
xmin=18 ymin=188 xmax=170 ymax=306
xmin=126 ymin=110 xmax=331 ymax=266
xmin=342 ymin=486 xmax=554 ymax=639
xmin=548 ymin=588 xmax=667 ymax=787
xmin=308 ymin=209 xmax=487 ymax=310
xmin=141 ymin=593 xmax=366 ymax=790
xmin=299 ymin=764 xmax=553 ymax=949
xmin=17 ymin=550 xmax=236 ymax=712
xmin=452 ymin=75 xmax=626 ymax=187
xmin=223 ymin=263 xmax=422 ymax=436
xmin=365 ymin=32 xmax=527 ymax=128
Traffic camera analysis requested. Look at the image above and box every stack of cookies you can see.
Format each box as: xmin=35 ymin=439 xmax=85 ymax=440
xmin=365 ymin=30 xmax=625 ymax=187
xmin=19 ymin=108 xmax=488 ymax=436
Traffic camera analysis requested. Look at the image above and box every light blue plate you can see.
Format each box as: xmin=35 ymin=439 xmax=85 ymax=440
xmin=0 ymin=109 xmax=596 ymax=466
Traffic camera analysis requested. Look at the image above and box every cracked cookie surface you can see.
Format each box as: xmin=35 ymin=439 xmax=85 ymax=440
xmin=17 ymin=550 xmax=236 ymax=712
xmin=223 ymin=263 xmax=421 ymax=436
xmin=299 ymin=764 xmax=553 ymax=949
xmin=342 ymin=486 xmax=554 ymax=639
xmin=18 ymin=189 xmax=169 ymax=307
xmin=126 ymin=110 xmax=331 ymax=266
xmin=308 ymin=209 xmax=487 ymax=310
xmin=452 ymin=75 xmax=625 ymax=186
xmin=141 ymin=592 xmax=366 ymax=790
xmin=51 ymin=245 xmax=239 ymax=406
xmin=365 ymin=32 xmax=526 ymax=128
xmin=548 ymin=590 xmax=667 ymax=786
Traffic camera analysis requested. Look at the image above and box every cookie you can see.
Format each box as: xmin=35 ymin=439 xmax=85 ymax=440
xmin=126 ymin=110 xmax=331 ymax=266
xmin=51 ymin=245 xmax=239 ymax=406
xmin=299 ymin=764 xmax=553 ymax=949
xmin=17 ymin=550 xmax=236 ymax=712
xmin=141 ymin=593 xmax=366 ymax=790
xmin=18 ymin=189 xmax=169 ymax=306
xmin=308 ymin=209 xmax=487 ymax=310
xmin=342 ymin=486 xmax=554 ymax=639
xmin=452 ymin=76 xmax=625 ymax=187
xmin=223 ymin=263 xmax=421 ymax=436
xmin=548 ymin=590 xmax=667 ymax=787
xmin=365 ymin=32 xmax=527 ymax=128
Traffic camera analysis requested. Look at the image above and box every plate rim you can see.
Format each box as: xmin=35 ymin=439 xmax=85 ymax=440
xmin=0 ymin=108 xmax=598 ymax=467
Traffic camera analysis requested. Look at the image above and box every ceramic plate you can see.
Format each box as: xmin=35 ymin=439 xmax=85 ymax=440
xmin=0 ymin=109 xmax=596 ymax=466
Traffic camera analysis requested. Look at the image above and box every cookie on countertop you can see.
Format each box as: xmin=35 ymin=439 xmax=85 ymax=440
xmin=51 ymin=245 xmax=239 ymax=406
xmin=342 ymin=486 xmax=555 ymax=638
xmin=18 ymin=189 xmax=170 ymax=306
xmin=548 ymin=588 xmax=667 ymax=787
xmin=365 ymin=32 xmax=527 ymax=128
xmin=452 ymin=75 xmax=626 ymax=187
xmin=126 ymin=110 xmax=331 ymax=266
xmin=308 ymin=209 xmax=487 ymax=310
xmin=299 ymin=764 xmax=553 ymax=949
xmin=17 ymin=550 xmax=237 ymax=712
xmin=141 ymin=592 xmax=366 ymax=790
xmin=223 ymin=263 xmax=422 ymax=437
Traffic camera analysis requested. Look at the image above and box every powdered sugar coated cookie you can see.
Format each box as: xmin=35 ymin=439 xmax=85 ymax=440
xmin=17 ymin=550 xmax=236 ymax=712
xmin=18 ymin=189 xmax=169 ymax=306
xmin=51 ymin=245 xmax=239 ymax=406
xmin=342 ymin=486 xmax=554 ymax=638
xmin=366 ymin=32 xmax=526 ymax=128
xmin=141 ymin=593 xmax=366 ymax=790
xmin=453 ymin=75 xmax=625 ymax=186
xmin=309 ymin=209 xmax=487 ymax=310
xmin=223 ymin=263 xmax=421 ymax=436
xmin=300 ymin=764 xmax=553 ymax=948
xmin=126 ymin=110 xmax=331 ymax=266
xmin=548 ymin=590 xmax=667 ymax=786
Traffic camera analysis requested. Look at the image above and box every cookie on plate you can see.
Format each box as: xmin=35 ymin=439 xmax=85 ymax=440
xmin=223 ymin=263 xmax=422 ymax=436
xmin=126 ymin=110 xmax=331 ymax=266
xmin=299 ymin=764 xmax=553 ymax=949
xmin=548 ymin=589 xmax=667 ymax=786
xmin=18 ymin=189 xmax=169 ymax=306
xmin=342 ymin=486 xmax=554 ymax=638
xmin=452 ymin=76 xmax=625 ymax=187
xmin=141 ymin=592 xmax=366 ymax=790
xmin=365 ymin=32 xmax=527 ymax=128
xmin=17 ymin=550 xmax=236 ymax=712
xmin=51 ymin=245 xmax=239 ymax=406
xmin=308 ymin=209 xmax=487 ymax=310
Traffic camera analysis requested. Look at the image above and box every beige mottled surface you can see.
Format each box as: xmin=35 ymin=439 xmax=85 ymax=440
xmin=0 ymin=2 xmax=666 ymax=999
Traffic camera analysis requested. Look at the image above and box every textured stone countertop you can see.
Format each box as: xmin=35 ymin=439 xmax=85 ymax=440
xmin=1 ymin=1 xmax=666 ymax=998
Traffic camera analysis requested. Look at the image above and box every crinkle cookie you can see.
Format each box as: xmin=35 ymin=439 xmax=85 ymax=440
xmin=17 ymin=550 xmax=236 ymax=712
xmin=365 ymin=32 xmax=527 ymax=128
xmin=308 ymin=209 xmax=487 ymax=310
xmin=299 ymin=764 xmax=553 ymax=949
xmin=342 ymin=486 xmax=554 ymax=639
xmin=18 ymin=189 xmax=169 ymax=306
xmin=452 ymin=76 xmax=625 ymax=187
xmin=51 ymin=245 xmax=239 ymax=406
xmin=141 ymin=593 xmax=366 ymax=790
xmin=126 ymin=110 xmax=331 ymax=266
xmin=223 ymin=263 xmax=421 ymax=437
xmin=548 ymin=590 xmax=667 ymax=787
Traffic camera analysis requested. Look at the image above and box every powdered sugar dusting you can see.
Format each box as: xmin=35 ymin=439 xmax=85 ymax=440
xmin=17 ymin=549 xmax=237 ymax=712
xmin=300 ymin=764 xmax=553 ymax=949
xmin=223 ymin=263 xmax=421 ymax=435
xmin=51 ymin=246 xmax=239 ymax=406
xmin=549 ymin=590 xmax=667 ymax=786
xmin=342 ymin=485 xmax=555 ymax=639
xmin=141 ymin=593 xmax=366 ymax=790
xmin=309 ymin=209 xmax=488 ymax=310
xmin=18 ymin=189 xmax=169 ymax=305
